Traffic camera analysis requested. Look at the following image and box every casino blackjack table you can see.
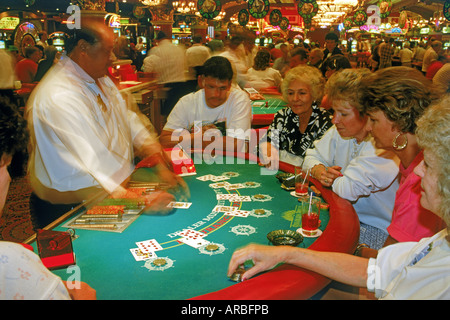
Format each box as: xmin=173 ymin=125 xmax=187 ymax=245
xmin=28 ymin=151 xmax=359 ymax=300
xmin=252 ymin=94 xmax=287 ymax=127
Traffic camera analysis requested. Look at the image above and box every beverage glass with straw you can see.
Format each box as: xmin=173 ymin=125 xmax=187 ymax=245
xmin=295 ymin=167 xmax=309 ymax=196
xmin=299 ymin=193 xmax=321 ymax=237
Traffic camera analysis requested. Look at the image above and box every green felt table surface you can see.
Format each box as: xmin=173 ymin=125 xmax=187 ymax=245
xmin=251 ymin=94 xmax=287 ymax=115
xmin=46 ymin=155 xmax=328 ymax=300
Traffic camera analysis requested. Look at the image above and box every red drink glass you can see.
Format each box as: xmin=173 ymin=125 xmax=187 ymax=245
xmin=300 ymin=196 xmax=321 ymax=236
xmin=294 ymin=167 xmax=309 ymax=196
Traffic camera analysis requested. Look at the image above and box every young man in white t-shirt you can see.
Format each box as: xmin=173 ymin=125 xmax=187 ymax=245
xmin=160 ymin=56 xmax=251 ymax=153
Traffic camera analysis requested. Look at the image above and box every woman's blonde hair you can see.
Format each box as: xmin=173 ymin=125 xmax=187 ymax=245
xmin=415 ymin=97 xmax=450 ymax=225
xmin=281 ymin=65 xmax=325 ymax=103
xmin=325 ymin=68 xmax=371 ymax=115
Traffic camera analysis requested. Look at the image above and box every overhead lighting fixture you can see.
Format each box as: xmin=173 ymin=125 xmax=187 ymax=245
xmin=311 ymin=0 xmax=358 ymax=26
xmin=140 ymin=0 xmax=166 ymax=6
xmin=172 ymin=0 xmax=196 ymax=13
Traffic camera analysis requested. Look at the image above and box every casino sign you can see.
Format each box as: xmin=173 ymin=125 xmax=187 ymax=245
xmin=0 ymin=17 xmax=20 ymax=30
xmin=198 ymin=0 xmax=222 ymax=19
xmin=353 ymin=8 xmax=368 ymax=26
xmin=238 ymin=9 xmax=250 ymax=26
xmin=269 ymin=9 xmax=282 ymax=26
xmin=248 ymin=0 xmax=270 ymax=19
xmin=297 ymin=0 xmax=318 ymax=20
xmin=444 ymin=0 xmax=450 ymax=21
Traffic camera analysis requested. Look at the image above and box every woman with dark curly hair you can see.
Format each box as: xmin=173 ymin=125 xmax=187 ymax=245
xmin=246 ymin=50 xmax=282 ymax=90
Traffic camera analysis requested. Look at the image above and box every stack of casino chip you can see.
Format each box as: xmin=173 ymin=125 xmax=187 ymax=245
xmin=73 ymin=205 xmax=125 ymax=229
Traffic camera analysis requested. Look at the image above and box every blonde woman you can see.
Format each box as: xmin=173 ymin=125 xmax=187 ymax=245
xmin=259 ymin=65 xmax=332 ymax=168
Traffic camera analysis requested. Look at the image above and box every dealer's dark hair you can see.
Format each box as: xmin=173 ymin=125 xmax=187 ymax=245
xmin=201 ymin=56 xmax=233 ymax=81
xmin=65 ymin=26 xmax=100 ymax=54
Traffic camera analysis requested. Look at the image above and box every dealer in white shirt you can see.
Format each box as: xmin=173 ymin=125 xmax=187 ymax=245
xmin=26 ymin=20 xmax=185 ymax=229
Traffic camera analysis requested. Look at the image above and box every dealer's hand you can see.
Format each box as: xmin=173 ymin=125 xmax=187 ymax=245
xmin=144 ymin=190 xmax=176 ymax=214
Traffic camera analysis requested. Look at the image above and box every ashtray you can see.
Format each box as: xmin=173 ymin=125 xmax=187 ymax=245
xmin=267 ymin=229 xmax=303 ymax=246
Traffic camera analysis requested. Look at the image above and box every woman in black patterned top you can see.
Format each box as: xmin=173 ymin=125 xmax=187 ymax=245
xmin=259 ymin=65 xmax=333 ymax=168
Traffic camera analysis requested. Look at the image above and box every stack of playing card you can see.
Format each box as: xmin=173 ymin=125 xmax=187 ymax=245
xmin=212 ymin=205 xmax=251 ymax=217
xmin=130 ymin=238 xmax=163 ymax=261
xmin=209 ymin=181 xmax=231 ymax=189
xmin=196 ymin=174 xmax=230 ymax=182
xmin=177 ymin=229 xmax=210 ymax=248
xmin=224 ymin=183 xmax=246 ymax=190
xmin=216 ymin=194 xmax=251 ymax=202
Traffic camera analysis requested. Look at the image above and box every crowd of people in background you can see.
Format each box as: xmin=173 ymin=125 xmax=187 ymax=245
xmin=3 ymin=28 xmax=449 ymax=102
xmin=0 ymin=24 xmax=449 ymax=300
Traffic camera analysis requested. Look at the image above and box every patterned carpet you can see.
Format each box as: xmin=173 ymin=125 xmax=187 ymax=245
xmin=0 ymin=175 xmax=34 ymax=243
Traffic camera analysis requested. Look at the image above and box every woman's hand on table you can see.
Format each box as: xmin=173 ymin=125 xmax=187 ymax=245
xmin=258 ymin=142 xmax=279 ymax=171
xmin=313 ymin=164 xmax=343 ymax=187
xmin=228 ymin=244 xmax=291 ymax=281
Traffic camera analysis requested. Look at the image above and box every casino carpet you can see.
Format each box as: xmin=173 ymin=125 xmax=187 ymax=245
xmin=0 ymin=175 xmax=34 ymax=243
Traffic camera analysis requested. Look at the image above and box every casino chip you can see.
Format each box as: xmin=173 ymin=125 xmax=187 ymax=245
xmin=143 ymin=257 xmax=175 ymax=271
xmin=242 ymin=181 xmax=261 ymax=188
xmin=198 ymin=242 xmax=226 ymax=256
xmin=221 ymin=172 xmax=240 ymax=178
xmin=250 ymin=208 xmax=272 ymax=218
xmin=251 ymin=194 xmax=273 ymax=202
xmin=230 ymin=224 xmax=257 ymax=236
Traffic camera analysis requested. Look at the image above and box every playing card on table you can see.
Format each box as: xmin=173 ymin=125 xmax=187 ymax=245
xmin=216 ymin=194 xmax=234 ymax=200
xmin=209 ymin=175 xmax=230 ymax=182
xmin=213 ymin=205 xmax=237 ymax=213
xmin=130 ymin=248 xmax=157 ymax=261
xmin=196 ymin=174 xmax=213 ymax=181
xmin=224 ymin=210 xmax=251 ymax=217
xmin=224 ymin=183 xmax=246 ymax=190
xmin=136 ymin=239 xmax=163 ymax=253
xmin=209 ymin=181 xmax=231 ymax=189
xmin=167 ymin=201 xmax=192 ymax=209
xmin=179 ymin=236 xmax=210 ymax=248
xmin=177 ymin=229 xmax=206 ymax=240
xmin=229 ymin=195 xmax=252 ymax=202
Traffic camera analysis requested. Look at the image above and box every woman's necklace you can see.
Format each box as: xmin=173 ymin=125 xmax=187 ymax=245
xmin=351 ymin=139 xmax=363 ymax=158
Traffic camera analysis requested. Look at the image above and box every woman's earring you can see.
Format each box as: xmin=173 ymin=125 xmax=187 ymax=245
xmin=392 ymin=132 xmax=408 ymax=150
